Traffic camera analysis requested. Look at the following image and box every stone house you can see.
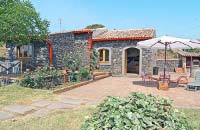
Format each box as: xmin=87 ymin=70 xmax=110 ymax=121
xmin=50 ymin=28 xmax=156 ymax=76
xmin=5 ymin=28 xmax=160 ymax=76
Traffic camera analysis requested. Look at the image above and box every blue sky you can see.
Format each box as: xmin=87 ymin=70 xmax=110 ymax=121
xmin=31 ymin=0 xmax=200 ymax=39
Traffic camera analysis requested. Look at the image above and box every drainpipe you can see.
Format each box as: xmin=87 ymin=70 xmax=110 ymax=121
xmin=45 ymin=39 xmax=53 ymax=65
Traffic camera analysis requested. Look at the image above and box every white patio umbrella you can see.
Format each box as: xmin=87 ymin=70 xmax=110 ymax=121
xmin=137 ymin=35 xmax=200 ymax=79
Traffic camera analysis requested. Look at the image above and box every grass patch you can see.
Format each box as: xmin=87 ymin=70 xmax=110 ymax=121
xmin=180 ymin=108 xmax=200 ymax=130
xmin=0 ymin=107 xmax=96 ymax=130
xmin=0 ymin=84 xmax=57 ymax=107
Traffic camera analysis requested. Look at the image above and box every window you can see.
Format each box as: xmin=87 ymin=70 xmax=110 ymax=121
xmin=17 ymin=45 xmax=33 ymax=58
xmin=98 ymin=49 xmax=110 ymax=63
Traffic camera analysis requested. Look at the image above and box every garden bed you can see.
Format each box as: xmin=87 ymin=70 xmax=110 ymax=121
xmin=53 ymin=72 xmax=111 ymax=94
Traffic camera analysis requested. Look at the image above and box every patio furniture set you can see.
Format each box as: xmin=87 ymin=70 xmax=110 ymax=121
xmin=141 ymin=70 xmax=200 ymax=91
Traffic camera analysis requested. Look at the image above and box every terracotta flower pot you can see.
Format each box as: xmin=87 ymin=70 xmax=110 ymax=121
xmin=26 ymin=68 xmax=30 ymax=72
xmin=63 ymin=69 xmax=67 ymax=74
xmin=63 ymin=68 xmax=70 ymax=74
xmin=65 ymin=68 xmax=70 ymax=72
xmin=37 ymin=66 xmax=42 ymax=70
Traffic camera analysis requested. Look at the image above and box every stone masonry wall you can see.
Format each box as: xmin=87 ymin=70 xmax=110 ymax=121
xmin=5 ymin=43 xmax=17 ymax=61
xmin=93 ymin=40 xmax=157 ymax=76
xmin=141 ymin=48 xmax=157 ymax=74
xmin=93 ymin=40 xmax=155 ymax=76
xmin=49 ymin=32 xmax=89 ymax=68
xmin=33 ymin=41 xmax=49 ymax=66
xmin=6 ymin=42 xmax=49 ymax=67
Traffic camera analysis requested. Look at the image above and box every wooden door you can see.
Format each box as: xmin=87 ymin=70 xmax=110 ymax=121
xmin=124 ymin=49 xmax=127 ymax=74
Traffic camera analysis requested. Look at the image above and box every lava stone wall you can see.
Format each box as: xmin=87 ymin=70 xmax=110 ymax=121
xmin=142 ymin=48 xmax=157 ymax=73
xmin=5 ymin=43 xmax=17 ymax=61
xmin=156 ymin=59 xmax=181 ymax=72
xmin=49 ymin=32 xmax=89 ymax=68
xmin=5 ymin=42 xmax=49 ymax=69
xmin=93 ymin=40 xmax=156 ymax=76
xmin=32 ymin=41 xmax=49 ymax=66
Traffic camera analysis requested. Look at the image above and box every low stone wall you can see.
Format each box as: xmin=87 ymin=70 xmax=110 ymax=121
xmin=156 ymin=59 xmax=181 ymax=72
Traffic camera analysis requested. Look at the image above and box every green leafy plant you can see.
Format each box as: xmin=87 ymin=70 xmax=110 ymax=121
xmin=20 ymin=66 xmax=60 ymax=89
xmin=90 ymin=49 xmax=98 ymax=72
xmin=63 ymin=50 xmax=82 ymax=72
xmin=85 ymin=24 xmax=105 ymax=29
xmin=81 ymin=92 xmax=192 ymax=130
xmin=20 ymin=73 xmax=35 ymax=88
xmin=0 ymin=0 xmax=49 ymax=45
xmin=79 ymin=67 xmax=90 ymax=81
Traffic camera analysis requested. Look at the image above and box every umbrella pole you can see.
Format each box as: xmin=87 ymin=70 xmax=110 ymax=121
xmin=164 ymin=44 xmax=167 ymax=80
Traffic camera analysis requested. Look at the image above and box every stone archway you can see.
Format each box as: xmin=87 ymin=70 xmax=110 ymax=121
xmin=122 ymin=47 xmax=142 ymax=75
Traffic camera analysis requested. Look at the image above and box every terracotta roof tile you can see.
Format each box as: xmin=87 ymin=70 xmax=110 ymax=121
xmin=93 ymin=28 xmax=155 ymax=39
xmin=175 ymin=49 xmax=200 ymax=57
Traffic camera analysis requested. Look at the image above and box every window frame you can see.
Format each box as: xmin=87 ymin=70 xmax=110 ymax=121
xmin=97 ymin=47 xmax=111 ymax=65
xmin=17 ymin=44 xmax=33 ymax=59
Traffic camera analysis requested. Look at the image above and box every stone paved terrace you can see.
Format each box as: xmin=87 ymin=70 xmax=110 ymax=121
xmin=60 ymin=77 xmax=200 ymax=109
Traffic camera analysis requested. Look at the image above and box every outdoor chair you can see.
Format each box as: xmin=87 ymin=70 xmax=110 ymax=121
xmin=141 ymin=71 xmax=153 ymax=85
xmin=158 ymin=71 xmax=171 ymax=84
xmin=186 ymin=70 xmax=200 ymax=91
xmin=175 ymin=67 xmax=184 ymax=73
xmin=176 ymin=73 xmax=190 ymax=87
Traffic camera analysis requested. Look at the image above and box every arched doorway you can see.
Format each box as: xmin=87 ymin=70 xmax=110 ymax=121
xmin=124 ymin=48 xmax=140 ymax=74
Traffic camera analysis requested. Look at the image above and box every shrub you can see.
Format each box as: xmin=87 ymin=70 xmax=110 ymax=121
xmin=20 ymin=66 xmax=60 ymax=89
xmin=90 ymin=49 xmax=98 ymax=72
xmin=20 ymin=73 xmax=35 ymax=88
xmin=79 ymin=67 xmax=90 ymax=81
xmin=81 ymin=92 xmax=192 ymax=130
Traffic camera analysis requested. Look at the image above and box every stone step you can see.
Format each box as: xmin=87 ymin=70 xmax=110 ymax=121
xmin=32 ymin=109 xmax=51 ymax=117
xmin=59 ymin=97 xmax=88 ymax=105
xmin=0 ymin=111 xmax=15 ymax=121
xmin=125 ymin=73 xmax=140 ymax=78
xmin=3 ymin=105 xmax=36 ymax=115
xmin=46 ymin=102 xmax=75 ymax=110
xmin=31 ymin=100 xmax=53 ymax=108
xmin=94 ymin=74 xmax=110 ymax=80
xmin=93 ymin=72 xmax=110 ymax=76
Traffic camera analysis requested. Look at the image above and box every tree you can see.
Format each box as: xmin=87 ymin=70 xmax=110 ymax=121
xmin=0 ymin=0 xmax=49 ymax=45
xmin=85 ymin=24 xmax=105 ymax=29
